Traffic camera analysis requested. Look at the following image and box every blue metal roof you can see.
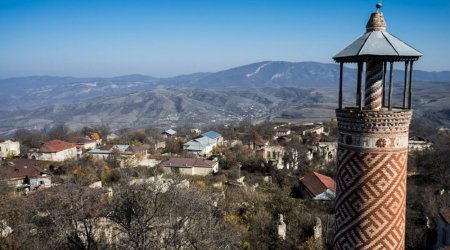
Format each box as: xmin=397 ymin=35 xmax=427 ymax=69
xmin=164 ymin=129 xmax=177 ymax=135
xmin=202 ymin=131 xmax=221 ymax=140
xmin=183 ymin=134 xmax=218 ymax=152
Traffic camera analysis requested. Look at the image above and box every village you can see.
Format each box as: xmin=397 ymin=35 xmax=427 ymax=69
xmin=0 ymin=119 xmax=442 ymax=249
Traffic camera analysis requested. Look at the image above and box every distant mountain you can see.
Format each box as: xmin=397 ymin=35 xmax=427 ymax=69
xmin=0 ymin=87 xmax=336 ymax=134
xmin=2 ymin=80 xmax=450 ymax=135
xmin=0 ymin=75 xmax=159 ymax=111
xmin=409 ymin=70 xmax=450 ymax=82
xmin=168 ymin=61 xmax=450 ymax=89
xmin=191 ymin=61 xmax=355 ymax=88
xmin=1 ymin=61 xmax=449 ymax=111
xmin=1 ymin=61 xmax=450 ymax=135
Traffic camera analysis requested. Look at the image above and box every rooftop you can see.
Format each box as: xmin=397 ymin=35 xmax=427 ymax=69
xmin=334 ymin=4 xmax=422 ymax=62
xmin=161 ymin=157 xmax=217 ymax=168
xmin=0 ymin=159 xmax=50 ymax=181
xmin=39 ymin=140 xmax=77 ymax=153
xmin=67 ymin=137 xmax=95 ymax=144
xmin=202 ymin=131 xmax=221 ymax=140
xmin=163 ymin=129 xmax=177 ymax=135
xmin=300 ymin=171 xmax=336 ymax=196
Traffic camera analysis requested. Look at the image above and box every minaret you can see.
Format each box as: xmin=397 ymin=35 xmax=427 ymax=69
xmin=333 ymin=3 xmax=422 ymax=249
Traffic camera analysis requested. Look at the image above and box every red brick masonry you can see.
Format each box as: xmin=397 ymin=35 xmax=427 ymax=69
xmin=334 ymin=108 xmax=412 ymax=249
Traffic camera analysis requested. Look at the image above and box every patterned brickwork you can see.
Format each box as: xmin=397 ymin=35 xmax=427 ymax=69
xmin=334 ymin=148 xmax=407 ymax=249
xmin=334 ymin=109 xmax=411 ymax=249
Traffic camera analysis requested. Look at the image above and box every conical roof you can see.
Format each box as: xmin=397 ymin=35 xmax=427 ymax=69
xmin=333 ymin=4 xmax=422 ymax=62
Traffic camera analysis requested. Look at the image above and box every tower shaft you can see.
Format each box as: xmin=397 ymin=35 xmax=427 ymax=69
xmin=334 ymin=109 xmax=411 ymax=249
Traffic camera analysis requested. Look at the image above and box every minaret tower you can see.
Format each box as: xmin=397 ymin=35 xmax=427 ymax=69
xmin=333 ymin=3 xmax=422 ymax=249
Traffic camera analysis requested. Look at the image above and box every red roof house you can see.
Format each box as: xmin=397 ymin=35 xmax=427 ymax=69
xmin=35 ymin=140 xmax=78 ymax=162
xmin=0 ymin=159 xmax=52 ymax=190
xmin=299 ymin=171 xmax=336 ymax=200
xmin=40 ymin=140 xmax=77 ymax=153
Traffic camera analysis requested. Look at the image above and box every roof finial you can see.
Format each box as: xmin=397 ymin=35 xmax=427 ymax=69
xmin=376 ymin=2 xmax=382 ymax=13
xmin=366 ymin=3 xmax=386 ymax=32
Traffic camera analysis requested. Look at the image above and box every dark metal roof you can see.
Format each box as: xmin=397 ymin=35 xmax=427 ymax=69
xmin=334 ymin=7 xmax=422 ymax=62
xmin=334 ymin=31 xmax=422 ymax=62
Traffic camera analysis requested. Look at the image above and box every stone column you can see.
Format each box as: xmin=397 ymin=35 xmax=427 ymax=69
xmin=364 ymin=60 xmax=383 ymax=111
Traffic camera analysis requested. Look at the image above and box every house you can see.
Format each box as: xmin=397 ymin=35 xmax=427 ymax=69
xmin=68 ymin=137 xmax=97 ymax=151
xmin=409 ymin=136 xmax=433 ymax=151
xmin=0 ymin=140 xmax=20 ymax=159
xmin=183 ymin=131 xmax=223 ymax=156
xmin=276 ymin=136 xmax=292 ymax=144
xmin=86 ymin=144 xmax=148 ymax=166
xmin=312 ymin=142 xmax=337 ymax=163
xmin=202 ymin=131 xmax=223 ymax=145
xmin=0 ymin=158 xmax=52 ymax=191
xmin=302 ymin=126 xmax=325 ymax=136
xmin=249 ymin=137 xmax=269 ymax=151
xmin=435 ymin=209 xmax=450 ymax=249
xmin=275 ymin=127 xmax=291 ymax=137
xmin=264 ymin=145 xmax=286 ymax=169
xmin=162 ymin=129 xmax=177 ymax=138
xmin=154 ymin=140 xmax=166 ymax=151
xmin=129 ymin=145 xmax=148 ymax=161
xmin=299 ymin=171 xmax=336 ymax=200
xmin=106 ymin=133 xmax=120 ymax=141
xmin=190 ymin=128 xmax=202 ymax=135
xmin=183 ymin=136 xmax=216 ymax=156
xmin=32 ymin=140 xmax=78 ymax=162
xmin=262 ymin=145 xmax=298 ymax=170
xmin=160 ymin=157 xmax=219 ymax=176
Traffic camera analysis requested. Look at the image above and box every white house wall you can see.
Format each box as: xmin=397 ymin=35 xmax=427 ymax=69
xmin=0 ymin=141 xmax=20 ymax=158
xmin=313 ymin=189 xmax=336 ymax=201
xmin=83 ymin=142 xmax=97 ymax=150
xmin=39 ymin=148 xmax=78 ymax=162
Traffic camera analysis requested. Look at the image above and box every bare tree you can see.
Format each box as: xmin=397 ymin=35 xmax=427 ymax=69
xmin=28 ymin=183 xmax=110 ymax=249
xmin=109 ymin=179 xmax=239 ymax=250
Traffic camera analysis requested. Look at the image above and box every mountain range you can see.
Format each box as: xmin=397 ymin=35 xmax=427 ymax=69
xmin=0 ymin=61 xmax=449 ymax=135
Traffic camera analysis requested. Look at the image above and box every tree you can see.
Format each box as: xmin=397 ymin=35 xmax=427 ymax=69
xmin=14 ymin=129 xmax=45 ymax=155
xmin=94 ymin=125 xmax=110 ymax=139
xmin=32 ymin=183 xmax=110 ymax=249
xmin=163 ymin=140 xmax=182 ymax=154
xmin=81 ymin=127 xmax=96 ymax=137
xmin=109 ymin=180 xmax=239 ymax=249
xmin=47 ymin=124 xmax=71 ymax=141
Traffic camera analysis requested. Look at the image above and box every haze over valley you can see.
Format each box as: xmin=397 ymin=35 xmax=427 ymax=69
xmin=1 ymin=61 xmax=450 ymax=135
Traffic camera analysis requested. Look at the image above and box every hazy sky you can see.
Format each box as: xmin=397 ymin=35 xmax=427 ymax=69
xmin=1 ymin=0 xmax=449 ymax=78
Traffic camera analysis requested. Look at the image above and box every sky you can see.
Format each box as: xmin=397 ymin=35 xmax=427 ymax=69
xmin=0 ymin=0 xmax=449 ymax=78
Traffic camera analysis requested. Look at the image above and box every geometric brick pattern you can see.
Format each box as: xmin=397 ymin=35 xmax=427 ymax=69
xmin=334 ymin=147 xmax=407 ymax=250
